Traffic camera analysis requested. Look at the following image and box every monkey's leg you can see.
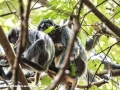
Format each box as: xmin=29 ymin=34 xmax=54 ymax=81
xmin=21 ymin=58 xmax=46 ymax=72
xmin=24 ymin=39 xmax=46 ymax=61
xmin=22 ymin=39 xmax=49 ymax=72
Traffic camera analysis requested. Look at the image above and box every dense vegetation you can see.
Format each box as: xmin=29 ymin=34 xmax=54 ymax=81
xmin=0 ymin=0 xmax=120 ymax=90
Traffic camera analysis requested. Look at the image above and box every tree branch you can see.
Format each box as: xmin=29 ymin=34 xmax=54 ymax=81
xmin=83 ymin=0 xmax=120 ymax=38
xmin=0 ymin=26 xmax=30 ymax=90
xmin=77 ymin=79 xmax=106 ymax=89
xmin=13 ymin=0 xmax=32 ymax=90
xmin=97 ymin=69 xmax=120 ymax=77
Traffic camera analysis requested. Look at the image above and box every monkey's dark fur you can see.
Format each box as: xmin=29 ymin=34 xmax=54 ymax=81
xmin=38 ymin=19 xmax=87 ymax=77
xmin=0 ymin=28 xmax=56 ymax=80
xmin=11 ymin=29 xmax=55 ymax=72
xmin=8 ymin=28 xmax=19 ymax=44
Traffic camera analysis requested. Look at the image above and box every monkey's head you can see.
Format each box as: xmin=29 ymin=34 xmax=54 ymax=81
xmin=38 ymin=19 xmax=61 ymax=43
xmin=38 ymin=19 xmax=56 ymax=31
xmin=8 ymin=28 xmax=19 ymax=44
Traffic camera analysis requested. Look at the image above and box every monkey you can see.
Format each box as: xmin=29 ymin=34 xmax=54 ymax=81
xmin=0 ymin=28 xmax=56 ymax=84
xmin=10 ymin=28 xmax=55 ymax=72
xmin=37 ymin=19 xmax=87 ymax=89
xmin=38 ymin=19 xmax=87 ymax=76
xmin=7 ymin=28 xmax=70 ymax=85
xmin=0 ymin=19 xmax=87 ymax=89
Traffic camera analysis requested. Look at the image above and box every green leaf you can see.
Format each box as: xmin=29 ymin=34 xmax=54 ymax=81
xmin=44 ymin=26 xmax=55 ymax=34
xmin=114 ymin=6 xmax=120 ymax=13
xmin=85 ymin=13 xmax=99 ymax=24
xmin=114 ymin=6 xmax=120 ymax=19
xmin=69 ymin=64 xmax=76 ymax=77
xmin=89 ymin=85 xmax=98 ymax=90
xmin=88 ymin=60 xmax=104 ymax=73
xmin=77 ymin=30 xmax=87 ymax=47
xmin=99 ymin=35 xmax=109 ymax=49
xmin=41 ymin=75 xmax=52 ymax=86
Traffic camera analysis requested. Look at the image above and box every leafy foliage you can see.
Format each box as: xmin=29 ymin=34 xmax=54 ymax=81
xmin=0 ymin=0 xmax=120 ymax=90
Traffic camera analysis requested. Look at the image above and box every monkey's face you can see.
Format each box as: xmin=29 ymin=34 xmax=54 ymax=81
xmin=38 ymin=19 xmax=55 ymax=31
xmin=8 ymin=28 xmax=19 ymax=44
xmin=9 ymin=37 xmax=18 ymax=44
xmin=38 ymin=19 xmax=61 ymax=43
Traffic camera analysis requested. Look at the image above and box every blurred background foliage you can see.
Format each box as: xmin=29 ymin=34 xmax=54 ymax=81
xmin=0 ymin=0 xmax=120 ymax=90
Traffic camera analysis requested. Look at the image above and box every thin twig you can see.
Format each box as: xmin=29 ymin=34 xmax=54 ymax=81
xmin=30 ymin=0 xmax=39 ymax=12
xmin=112 ymin=0 xmax=120 ymax=6
xmin=89 ymin=40 xmax=120 ymax=60
xmin=83 ymin=0 xmax=120 ymax=38
xmin=0 ymin=11 xmax=17 ymax=17
xmin=81 ymin=0 xmax=108 ymax=19
xmin=77 ymin=79 xmax=106 ymax=89
xmin=5 ymin=1 xmax=20 ymax=19
xmin=89 ymin=46 xmax=112 ymax=86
